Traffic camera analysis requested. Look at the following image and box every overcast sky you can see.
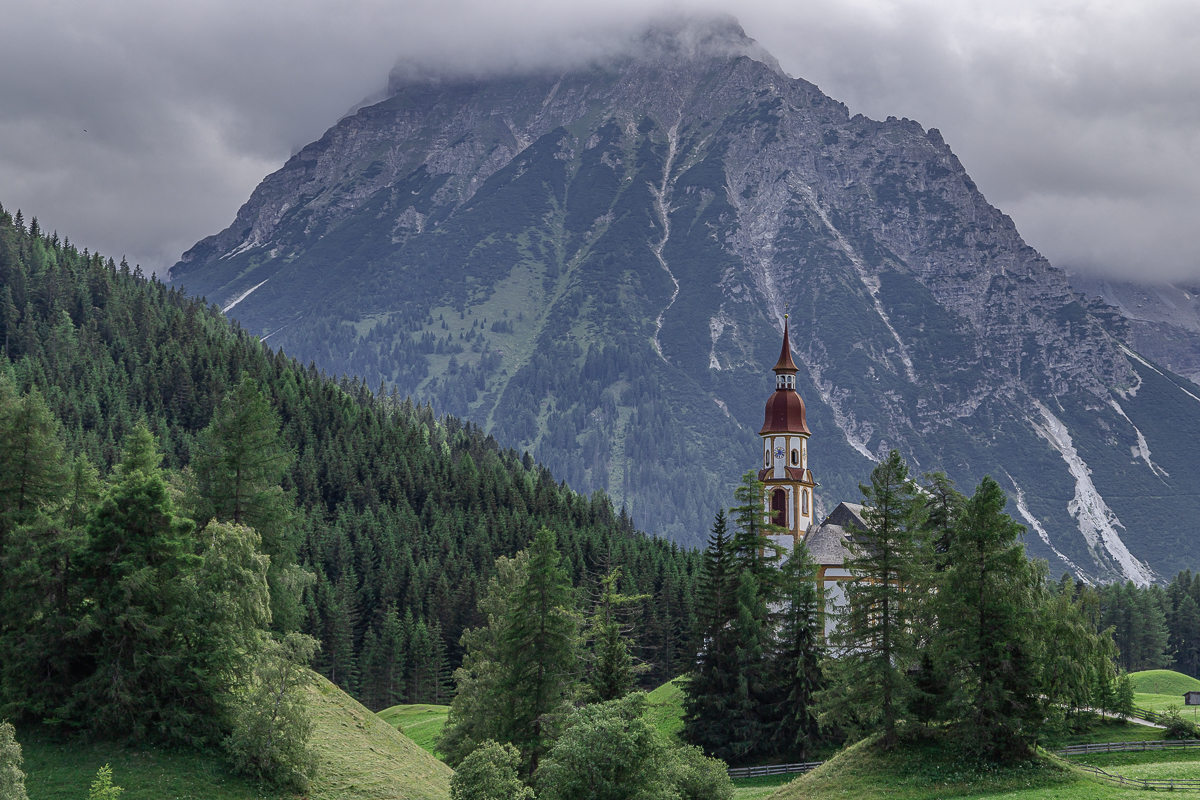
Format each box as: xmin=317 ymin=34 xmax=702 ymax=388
xmin=1 ymin=0 xmax=1197 ymax=283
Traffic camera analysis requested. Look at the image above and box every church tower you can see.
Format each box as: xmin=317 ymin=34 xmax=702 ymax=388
xmin=758 ymin=316 xmax=817 ymax=549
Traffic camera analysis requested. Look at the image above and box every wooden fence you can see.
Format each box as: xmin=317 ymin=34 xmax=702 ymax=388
xmin=1056 ymin=739 xmax=1200 ymax=756
xmin=726 ymin=761 xmax=824 ymax=779
xmin=1071 ymin=762 xmax=1200 ymax=791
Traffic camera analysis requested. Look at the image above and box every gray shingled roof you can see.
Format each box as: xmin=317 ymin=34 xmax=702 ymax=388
xmin=824 ymin=502 xmax=867 ymax=531
xmin=803 ymin=523 xmax=852 ymax=566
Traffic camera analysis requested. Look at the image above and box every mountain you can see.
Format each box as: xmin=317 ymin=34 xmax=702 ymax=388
xmin=1067 ymin=272 xmax=1200 ymax=387
xmin=0 ymin=205 xmax=700 ymax=710
xmin=169 ymin=19 xmax=1200 ymax=583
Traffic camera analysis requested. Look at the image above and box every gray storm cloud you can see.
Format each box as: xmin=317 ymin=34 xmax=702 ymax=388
xmin=0 ymin=0 xmax=1197 ymax=282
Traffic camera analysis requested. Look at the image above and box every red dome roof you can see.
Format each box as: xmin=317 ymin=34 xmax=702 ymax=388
xmin=760 ymin=388 xmax=811 ymax=435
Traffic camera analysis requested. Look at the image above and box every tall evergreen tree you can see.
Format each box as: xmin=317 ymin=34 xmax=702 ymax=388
xmin=501 ymin=527 xmax=579 ymax=776
xmin=192 ymin=375 xmax=306 ymax=630
xmin=71 ymin=423 xmax=203 ymax=741
xmin=770 ymin=541 xmax=824 ymax=759
xmin=818 ymin=449 xmax=925 ymax=749
xmin=937 ymin=476 xmax=1041 ymax=759
xmin=584 ymin=566 xmax=648 ymax=702
xmin=683 ymin=511 xmax=739 ymax=758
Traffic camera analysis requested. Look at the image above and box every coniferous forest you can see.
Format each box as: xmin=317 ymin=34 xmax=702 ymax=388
xmin=0 ymin=204 xmax=700 ymax=731
xmin=12 ymin=196 xmax=1200 ymax=798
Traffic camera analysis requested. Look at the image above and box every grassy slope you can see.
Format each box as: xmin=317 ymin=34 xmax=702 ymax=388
xmin=21 ymin=734 xmax=284 ymax=800
xmin=1129 ymin=669 xmax=1200 ymax=696
xmin=376 ymin=704 xmax=450 ymax=757
xmin=305 ymin=674 xmax=451 ymax=800
xmin=19 ymin=671 xmax=450 ymax=800
xmin=644 ymin=677 xmax=687 ymax=742
xmin=765 ymin=735 xmax=1172 ymax=800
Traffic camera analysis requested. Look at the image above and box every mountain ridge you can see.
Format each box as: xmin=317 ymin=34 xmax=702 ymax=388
xmin=169 ymin=18 xmax=1200 ymax=584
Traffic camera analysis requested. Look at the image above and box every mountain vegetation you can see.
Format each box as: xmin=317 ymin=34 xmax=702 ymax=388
xmin=168 ymin=20 xmax=1200 ymax=584
xmin=0 ymin=203 xmax=700 ymax=782
xmin=684 ymin=457 xmax=1131 ymax=764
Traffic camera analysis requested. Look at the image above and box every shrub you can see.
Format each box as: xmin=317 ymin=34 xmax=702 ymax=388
xmin=450 ymin=740 xmax=533 ymax=800
xmin=0 ymin=721 xmax=29 ymax=800
xmin=88 ymin=764 xmax=123 ymax=800
xmin=1160 ymin=708 xmax=1200 ymax=740
xmin=223 ymin=633 xmax=320 ymax=790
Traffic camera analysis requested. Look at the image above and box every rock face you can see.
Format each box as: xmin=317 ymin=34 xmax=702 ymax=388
xmin=1069 ymin=273 xmax=1200 ymax=387
xmin=171 ymin=19 xmax=1200 ymax=581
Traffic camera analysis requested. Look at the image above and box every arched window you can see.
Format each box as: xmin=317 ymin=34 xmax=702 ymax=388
xmin=801 ymin=489 xmax=809 ymax=515
xmin=771 ymin=488 xmax=787 ymax=528
xmin=791 ymin=449 xmax=799 ymax=466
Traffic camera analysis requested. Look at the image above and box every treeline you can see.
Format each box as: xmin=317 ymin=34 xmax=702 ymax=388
xmin=685 ymin=456 xmax=1131 ymax=764
xmin=0 ymin=204 xmax=700 ymax=715
xmin=1093 ymin=573 xmax=1200 ymax=677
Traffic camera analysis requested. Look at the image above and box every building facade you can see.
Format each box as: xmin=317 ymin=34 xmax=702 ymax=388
xmin=758 ymin=318 xmax=856 ymax=639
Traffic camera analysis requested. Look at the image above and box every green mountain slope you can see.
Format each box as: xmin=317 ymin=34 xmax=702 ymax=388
xmin=0 ymin=203 xmax=698 ymax=718
xmin=378 ymin=704 xmax=451 ymax=757
xmin=169 ymin=20 xmax=1200 ymax=580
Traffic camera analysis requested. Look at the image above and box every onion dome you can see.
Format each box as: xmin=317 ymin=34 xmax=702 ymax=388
xmin=760 ymin=318 xmax=811 ymax=435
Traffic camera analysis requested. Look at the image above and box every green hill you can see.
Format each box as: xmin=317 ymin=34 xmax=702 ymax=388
xmin=377 ymin=704 xmax=451 ymax=756
xmin=770 ymin=736 xmax=1088 ymax=800
xmin=306 ymin=673 xmax=451 ymax=799
xmin=1129 ymin=670 xmax=1200 ymax=696
xmin=644 ymin=677 xmax=687 ymax=741
xmin=18 ymin=670 xmax=449 ymax=800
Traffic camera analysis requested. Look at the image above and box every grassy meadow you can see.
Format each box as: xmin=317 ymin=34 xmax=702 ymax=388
xmin=16 ymin=670 xmax=450 ymax=800
xmin=376 ymin=704 xmax=451 ymax=757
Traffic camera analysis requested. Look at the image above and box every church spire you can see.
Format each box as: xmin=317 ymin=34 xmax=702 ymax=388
xmin=773 ymin=315 xmax=799 ymax=375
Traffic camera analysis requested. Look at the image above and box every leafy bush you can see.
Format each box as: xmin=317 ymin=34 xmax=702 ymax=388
xmin=223 ymin=633 xmax=320 ymax=790
xmin=537 ymin=694 xmax=732 ymax=800
xmin=0 ymin=721 xmax=28 ymax=800
xmin=1159 ymin=708 xmax=1200 ymax=739
xmin=450 ymin=741 xmax=533 ymax=800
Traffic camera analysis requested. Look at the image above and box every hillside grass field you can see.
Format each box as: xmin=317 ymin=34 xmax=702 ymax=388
xmin=1128 ymin=669 xmax=1200 ymax=696
xmin=766 ymin=734 xmax=1200 ymax=800
xmin=376 ymin=704 xmax=451 ymax=757
xmin=644 ymin=677 xmax=687 ymax=742
xmin=17 ymin=670 xmax=450 ymax=800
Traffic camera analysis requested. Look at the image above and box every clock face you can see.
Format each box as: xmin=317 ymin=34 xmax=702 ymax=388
xmin=773 ymin=447 xmax=786 ymax=460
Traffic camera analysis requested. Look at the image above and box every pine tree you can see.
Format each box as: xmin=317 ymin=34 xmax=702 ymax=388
xmin=937 ymin=476 xmax=1041 ymax=759
xmin=818 ymin=449 xmax=925 ymax=749
xmin=71 ymin=423 xmax=203 ymax=741
xmin=771 ymin=541 xmax=824 ymax=758
xmin=500 ymin=527 xmax=578 ymax=775
xmin=683 ymin=511 xmax=740 ymax=758
xmin=729 ymin=472 xmax=784 ymax=588
xmin=728 ymin=570 xmax=772 ymax=762
xmin=584 ymin=566 xmax=648 ymax=702
xmin=0 ymin=381 xmax=67 ymax=535
xmin=192 ymin=376 xmax=304 ymax=630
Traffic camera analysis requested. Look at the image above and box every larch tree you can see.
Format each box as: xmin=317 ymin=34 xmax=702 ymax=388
xmin=818 ymin=449 xmax=926 ymax=749
xmin=937 ymin=476 xmax=1042 ymax=759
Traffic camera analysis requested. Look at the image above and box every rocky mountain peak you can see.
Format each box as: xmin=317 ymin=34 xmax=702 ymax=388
xmin=170 ymin=21 xmax=1200 ymax=584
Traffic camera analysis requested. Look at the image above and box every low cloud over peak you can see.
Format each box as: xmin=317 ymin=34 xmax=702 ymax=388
xmin=0 ymin=0 xmax=1196 ymax=282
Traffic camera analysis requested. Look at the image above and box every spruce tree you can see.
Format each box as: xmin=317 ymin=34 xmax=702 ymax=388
xmin=193 ymin=376 xmax=304 ymax=630
xmin=683 ymin=511 xmax=739 ymax=758
xmin=771 ymin=541 xmax=824 ymax=758
xmin=938 ymin=476 xmax=1041 ymax=759
xmin=584 ymin=566 xmax=648 ymax=702
xmin=500 ymin=527 xmax=578 ymax=775
xmin=72 ymin=423 xmax=202 ymax=741
xmin=818 ymin=449 xmax=925 ymax=749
